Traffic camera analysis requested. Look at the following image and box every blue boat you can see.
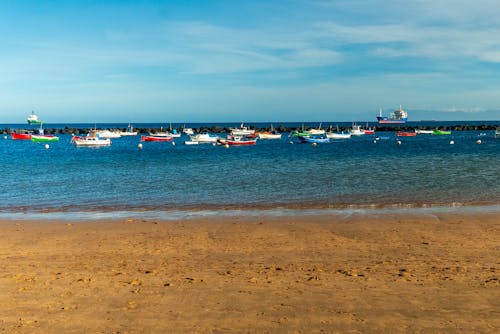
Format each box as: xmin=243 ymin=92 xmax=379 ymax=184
xmin=297 ymin=135 xmax=330 ymax=144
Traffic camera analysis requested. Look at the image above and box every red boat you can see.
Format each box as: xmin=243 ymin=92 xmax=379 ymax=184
xmin=141 ymin=135 xmax=173 ymax=142
xmin=362 ymin=129 xmax=375 ymax=135
xmin=396 ymin=131 xmax=417 ymax=137
xmin=11 ymin=132 xmax=32 ymax=140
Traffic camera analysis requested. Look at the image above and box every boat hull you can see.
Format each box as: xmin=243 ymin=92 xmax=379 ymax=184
xmin=297 ymin=136 xmax=329 ymax=144
xmin=326 ymin=133 xmax=351 ymax=139
xmin=141 ymin=135 xmax=173 ymax=142
xmin=31 ymin=135 xmax=59 ymax=142
xmin=396 ymin=132 xmax=417 ymax=137
xmin=376 ymin=117 xmax=407 ymax=124
xmin=11 ymin=132 xmax=32 ymax=140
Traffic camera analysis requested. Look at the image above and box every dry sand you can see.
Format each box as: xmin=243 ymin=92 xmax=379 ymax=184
xmin=0 ymin=211 xmax=499 ymax=333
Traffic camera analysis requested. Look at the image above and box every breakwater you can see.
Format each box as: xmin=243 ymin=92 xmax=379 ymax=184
xmin=2 ymin=123 xmax=499 ymax=135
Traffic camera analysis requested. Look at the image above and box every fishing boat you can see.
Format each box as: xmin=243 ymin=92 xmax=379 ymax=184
xmin=396 ymin=131 xmax=417 ymax=137
xmin=432 ymin=129 xmax=451 ymax=135
xmin=362 ymin=127 xmax=375 ymax=135
xmin=307 ymin=123 xmax=326 ymax=135
xmin=31 ymin=134 xmax=59 ymax=142
xmin=218 ymin=135 xmax=257 ymax=146
xmin=72 ymin=131 xmax=111 ymax=146
xmin=297 ymin=135 xmax=329 ymax=144
xmin=118 ymin=124 xmax=138 ymax=136
xmin=141 ymin=135 xmax=173 ymax=142
xmin=189 ymin=132 xmax=219 ymax=143
xmin=495 ymin=127 xmax=500 ymax=138
xmin=183 ymin=127 xmax=194 ymax=135
xmin=326 ymin=125 xmax=351 ymax=139
xmin=27 ymin=111 xmax=42 ymax=125
xmin=230 ymin=123 xmax=255 ymax=136
xmin=11 ymin=131 xmax=32 ymax=140
xmin=257 ymin=125 xmax=282 ymax=139
xmin=350 ymin=124 xmax=365 ymax=136
xmin=415 ymin=129 xmax=434 ymax=134
xmin=376 ymin=106 xmax=408 ymax=124
xmin=326 ymin=132 xmax=351 ymax=139
xmin=97 ymin=129 xmax=122 ymax=139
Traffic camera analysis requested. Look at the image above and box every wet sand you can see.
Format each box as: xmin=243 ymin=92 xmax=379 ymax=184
xmin=0 ymin=211 xmax=499 ymax=333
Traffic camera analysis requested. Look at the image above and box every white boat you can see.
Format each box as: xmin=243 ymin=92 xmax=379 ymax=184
xmin=230 ymin=123 xmax=255 ymax=136
xmin=183 ymin=127 xmax=194 ymax=135
xmin=257 ymin=124 xmax=282 ymax=139
xmin=97 ymin=129 xmax=121 ymax=139
xmin=189 ymin=132 xmax=219 ymax=143
xmin=118 ymin=124 xmax=138 ymax=136
xmin=72 ymin=131 xmax=111 ymax=146
xmin=415 ymin=129 xmax=433 ymax=134
xmin=495 ymin=127 xmax=500 ymax=138
xmin=326 ymin=125 xmax=351 ymax=139
xmin=27 ymin=111 xmax=42 ymax=125
xmin=326 ymin=132 xmax=351 ymax=139
xmin=350 ymin=124 xmax=365 ymax=136
xmin=184 ymin=140 xmax=200 ymax=145
xmin=307 ymin=123 xmax=325 ymax=135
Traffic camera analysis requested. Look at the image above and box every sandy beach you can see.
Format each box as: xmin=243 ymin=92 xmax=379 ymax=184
xmin=0 ymin=211 xmax=499 ymax=333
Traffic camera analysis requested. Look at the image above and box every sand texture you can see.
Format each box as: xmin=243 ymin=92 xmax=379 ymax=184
xmin=0 ymin=212 xmax=499 ymax=333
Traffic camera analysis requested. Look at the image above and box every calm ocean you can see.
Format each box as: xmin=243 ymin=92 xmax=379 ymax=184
xmin=1 ymin=122 xmax=499 ymax=219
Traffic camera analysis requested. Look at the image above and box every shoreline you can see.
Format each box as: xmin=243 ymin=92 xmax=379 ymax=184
xmin=1 ymin=203 xmax=499 ymax=221
xmin=1 ymin=211 xmax=499 ymax=332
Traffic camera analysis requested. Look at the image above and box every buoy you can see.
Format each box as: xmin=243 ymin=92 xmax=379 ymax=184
xmin=476 ymin=139 xmax=481 ymax=144
xmin=44 ymin=144 xmax=49 ymax=149
xmin=373 ymin=140 xmax=377 ymax=143
xmin=312 ymin=142 xmax=317 ymax=147
xmin=212 ymin=142 xmax=216 ymax=147
xmin=3 ymin=135 xmax=6 ymax=139
xmin=138 ymin=143 xmax=143 ymax=149
xmin=172 ymin=141 xmax=176 ymax=146
xmin=450 ymin=140 xmax=455 ymax=145
xmin=396 ymin=140 xmax=402 ymax=145
xmin=289 ymin=141 xmax=294 ymax=144
xmin=224 ymin=144 xmax=229 ymax=149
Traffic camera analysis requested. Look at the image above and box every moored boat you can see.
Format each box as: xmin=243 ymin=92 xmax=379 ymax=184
xmin=97 ymin=129 xmax=122 ymax=139
xmin=189 ymin=132 xmax=219 ymax=143
xmin=118 ymin=124 xmax=138 ymax=136
xmin=415 ymin=129 xmax=434 ymax=134
xmin=141 ymin=135 xmax=173 ymax=142
xmin=31 ymin=134 xmax=59 ymax=142
xmin=432 ymin=129 xmax=451 ymax=135
xmin=230 ymin=123 xmax=255 ymax=136
xmin=495 ymin=127 xmax=500 ymax=138
xmin=326 ymin=132 xmax=351 ymax=139
xmin=257 ymin=124 xmax=282 ymax=139
xmin=72 ymin=131 xmax=111 ymax=146
xmin=297 ymin=135 xmax=329 ymax=144
xmin=350 ymin=124 xmax=365 ymax=136
xmin=376 ymin=106 xmax=408 ymax=124
xmin=396 ymin=131 xmax=417 ymax=137
xmin=218 ymin=135 xmax=256 ymax=146
xmin=11 ymin=131 xmax=32 ymax=140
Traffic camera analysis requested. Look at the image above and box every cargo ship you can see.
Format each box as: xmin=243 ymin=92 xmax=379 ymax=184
xmin=376 ymin=106 xmax=408 ymax=124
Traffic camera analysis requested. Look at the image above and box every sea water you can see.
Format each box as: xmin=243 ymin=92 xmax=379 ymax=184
xmin=0 ymin=123 xmax=498 ymax=218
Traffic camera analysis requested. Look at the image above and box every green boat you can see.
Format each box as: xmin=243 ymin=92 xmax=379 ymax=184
xmin=31 ymin=134 xmax=59 ymax=142
xmin=432 ymin=129 xmax=451 ymax=135
xmin=27 ymin=111 xmax=42 ymax=125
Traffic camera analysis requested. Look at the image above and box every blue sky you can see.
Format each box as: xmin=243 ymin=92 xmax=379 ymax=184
xmin=1 ymin=0 xmax=500 ymax=123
